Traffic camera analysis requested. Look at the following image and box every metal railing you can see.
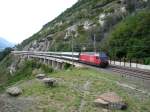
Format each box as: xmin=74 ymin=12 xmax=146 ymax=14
xmin=109 ymin=58 xmax=150 ymax=70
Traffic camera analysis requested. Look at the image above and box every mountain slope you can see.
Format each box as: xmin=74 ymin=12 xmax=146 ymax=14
xmin=0 ymin=38 xmax=14 ymax=49
xmin=17 ymin=0 xmax=149 ymax=62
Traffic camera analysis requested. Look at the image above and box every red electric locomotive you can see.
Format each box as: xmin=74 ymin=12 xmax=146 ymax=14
xmin=79 ymin=52 xmax=109 ymax=68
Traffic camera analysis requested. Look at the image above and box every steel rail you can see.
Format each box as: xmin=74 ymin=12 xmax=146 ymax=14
xmin=12 ymin=51 xmax=150 ymax=80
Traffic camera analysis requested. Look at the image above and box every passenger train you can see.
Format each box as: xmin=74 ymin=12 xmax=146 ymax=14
xmin=13 ymin=51 xmax=109 ymax=68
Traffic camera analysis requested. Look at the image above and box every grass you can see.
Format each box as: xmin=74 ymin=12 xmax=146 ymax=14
xmin=16 ymin=68 xmax=150 ymax=112
xmin=0 ymin=60 xmax=53 ymax=92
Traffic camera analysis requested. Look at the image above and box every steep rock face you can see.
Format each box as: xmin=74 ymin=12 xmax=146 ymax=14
xmin=23 ymin=38 xmax=50 ymax=51
xmin=18 ymin=0 xmax=148 ymax=52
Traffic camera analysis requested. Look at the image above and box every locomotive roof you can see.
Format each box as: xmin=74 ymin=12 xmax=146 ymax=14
xmin=80 ymin=52 xmax=107 ymax=56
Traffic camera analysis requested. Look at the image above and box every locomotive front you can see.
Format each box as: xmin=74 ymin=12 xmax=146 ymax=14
xmin=99 ymin=52 xmax=109 ymax=68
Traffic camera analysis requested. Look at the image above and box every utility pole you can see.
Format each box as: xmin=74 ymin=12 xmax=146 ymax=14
xmin=93 ymin=34 xmax=96 ymax=53
xmin=53 ymin=40 xmax=57 ymax=52
xmin=54 ymin=44 xmax=56 ymax=52
xmin=71 ymin=32 xmax=74 ymax=67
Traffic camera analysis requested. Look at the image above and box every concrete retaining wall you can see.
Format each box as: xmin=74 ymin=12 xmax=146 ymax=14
xmin=109 ymin=60 xmax=150 ymax=70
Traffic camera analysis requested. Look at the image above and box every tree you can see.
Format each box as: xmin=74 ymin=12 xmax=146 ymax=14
xmin=0 ymin=47 xmax=13 ymax=61
xmin=125 ymin=0 xmax=137 ymax=13
xmin=148 ymin=0 xmax=150 ymax=9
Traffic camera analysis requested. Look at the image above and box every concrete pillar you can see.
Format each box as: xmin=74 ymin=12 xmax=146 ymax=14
xmin=24 ymin=55 xmax=27 ymax=60
xmin=35 ymin=57 xmax=39 ymax=62
xmin=28 ymin=56 xmax=32 ymax=60
xmin=43 ymin=58 xmax=46 ymax=64
xmin=31 ymin=56 xmax=33 ymax=60
xmin=49 ymin=60 xmax=52 ymax=66
xmin=43 ymin=59 xmax=45 ymax=64
xmin=18 ymin=55 xmax=21 ymax=59
xmin=31 ymin=57 xmax=34 ymax=60
xmin=21 ymin=55 xmax=23 ymax=59
xmin=46 ymin=59 xmax=49 ymax=65
xmin=48 ymin=60 xmax=50 ymax=65
xmin=54 ymin=61 xmax=57 ymax=69
xmin=52 ymin=61 xmax=57 ymax=69
xmin=52 ymin=61 xmax=54 ymax=68
xmin=40 ymin=58 xmax=43 ymax=63
xmin=56 ymin=62 xmax=62 ymax=70
xmin=61 ymin=63 xmax=65 ymax=69
xmin=60 ymin=62 xmax=64 ymax=70
xmin=24 ymin=56 xmax=27 ymax=60
xmin=45 ymin=59 xmax=47 ymax=65
xmin=27 ymin=55 xmax=30 ymax=59
xmin=47 ymin=60 xmax=50 ymax=65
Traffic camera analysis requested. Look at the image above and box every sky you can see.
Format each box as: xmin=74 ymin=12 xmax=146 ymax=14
xmin=0 ymin=0 xmax=77 ymax=44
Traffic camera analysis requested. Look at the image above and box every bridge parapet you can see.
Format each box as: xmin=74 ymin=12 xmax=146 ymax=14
xmin=12 ymin=51 xmax=84 ymax=69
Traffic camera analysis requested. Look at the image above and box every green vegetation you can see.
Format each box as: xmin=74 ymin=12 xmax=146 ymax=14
xmin=0 ymin=55 xmax=149 ymax=111
xmin=17 ymin=0 xmax=149 ymax=64
xmin=15 ymin=0 xmax=149 ymax=65
xmin=0 ymin=0 xmax=149 ymax=111
xmin=0 ymin=55 xmax=13 ymax=91
xmin=0 ymin=47 xmax=12 ymax=62
xmin=0 ymin=60 xmax=53 ymax=92
xmin=12 ymin=68 xmax=150 ymax=112
xmin=103 ymin=10 xmax=150 ymax=64
xmin=7 ymin=60 xmax=52 ymax=85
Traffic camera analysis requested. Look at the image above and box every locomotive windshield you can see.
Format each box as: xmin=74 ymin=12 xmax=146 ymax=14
xmin=99 ymin=52 xmax=108 ymax=61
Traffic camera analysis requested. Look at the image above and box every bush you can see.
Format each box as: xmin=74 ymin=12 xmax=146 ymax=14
xmin=41 ymin=64 xmax=53 ymax=73
xmin=144 ymin=58 xmax=150 ymax=65
xmin=0 ymin=60 xmax=54 ymax=92
xmin=64 ymin=63 xmax=72 ymax=69
xmin=104 ymin=10 xmax=150 ymax=61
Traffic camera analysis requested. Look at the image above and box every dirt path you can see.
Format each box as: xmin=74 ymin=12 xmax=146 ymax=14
xmin=0 ymin=94 xmax=36 ymax=112
xmin=97 ymin=76 xmax=150 ymax=96
xmin=78 ymin=80 xmax=91 ymax=112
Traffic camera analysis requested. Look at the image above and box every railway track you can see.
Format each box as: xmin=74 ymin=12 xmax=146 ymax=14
xmin=13 ymin=51 xmax=150 ymax=80
xmin=34 ymin=55 xmax=150 ymax=80
xmin=77 ymin=62 xmax=150 ymax=80
xmin=110 ymin=65 xmax=150 ymax=80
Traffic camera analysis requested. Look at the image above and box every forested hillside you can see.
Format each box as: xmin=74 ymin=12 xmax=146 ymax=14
xmin=103 ymin=10 xmax=150 ymax=64
xmin=16 ymin=0 xmax=150 ymax=64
